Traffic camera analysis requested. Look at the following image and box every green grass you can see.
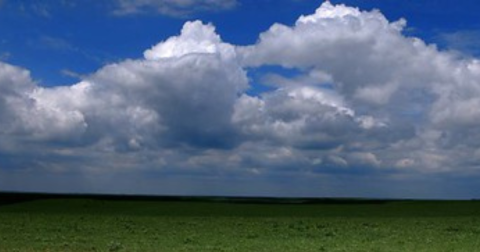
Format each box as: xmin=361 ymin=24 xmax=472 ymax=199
xmin=1 ymin=198 xmax=480 ymax=251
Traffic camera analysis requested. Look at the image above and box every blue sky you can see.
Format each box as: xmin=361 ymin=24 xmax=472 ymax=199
xmin=1 ymin=0 xmax=480 ymax=198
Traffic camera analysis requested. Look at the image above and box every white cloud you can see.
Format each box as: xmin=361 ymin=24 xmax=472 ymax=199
xmin=8 ymin=21 xmax=246 ymax=151
xmin=0 ymin=62 xmax=86 ymax=141
xmin=144 ymin=20 xmax=237 ymax=62
xmin=239 ymin=2 xmax=415 ymax=107
xmin=83 ymin=21 xmax=247 ymax=149
xmin=236 ymin=1 xmax=480 ymax=174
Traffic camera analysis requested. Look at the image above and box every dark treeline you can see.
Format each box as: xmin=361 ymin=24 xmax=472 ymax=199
xmin=0 ymin=191 xmax=426 ymax=206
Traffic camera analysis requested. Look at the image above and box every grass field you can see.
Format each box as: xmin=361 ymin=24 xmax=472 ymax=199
xmin=1 ymin=195 xmax=480 ymax=252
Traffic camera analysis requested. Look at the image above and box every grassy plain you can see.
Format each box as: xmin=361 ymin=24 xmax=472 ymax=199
xmin=1 ymin=194 xmax=480 ymax=251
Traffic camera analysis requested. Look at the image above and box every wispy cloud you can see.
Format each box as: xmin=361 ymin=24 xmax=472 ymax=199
xmin=38 ymin=36 xmax=77 ymax=52
xmin=60 ymin=69 xmax=84 ymax=79
xmin=30 ymin=2 xmax=51 ymax=17
xmin=113 ymin=0 xmax=238 ymax=17
xmin=436 ymin=30 xmax=480 ymax=56
xmin=0 ymin=52 xmax=11 ymax=61
xmin=0 ymin=0 xmax=79 ymax=18
xmin=33 ymin=35 xmax=116 ymax=66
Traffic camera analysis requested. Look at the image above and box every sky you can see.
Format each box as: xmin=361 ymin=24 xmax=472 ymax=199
xmin=1 ymin=0 xmax=480 ymax=199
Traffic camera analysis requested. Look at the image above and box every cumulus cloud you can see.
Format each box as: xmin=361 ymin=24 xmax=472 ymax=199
xmin=26 ymin=21 xmax=244 ymax=150
xmin=113 ymin=0 xmax=237 ymax=16
xmin=233 ymin=86 xmax=375 ymax=150
xmin=238 ymin=1 xmax=480 ymax=172
xmin=1 ymin=2 xmax=480 ymax=197
xmin=0 ymin=62 xmax=87 ymax=141
xmin=88 ymin=21 xmax=246 ymax=149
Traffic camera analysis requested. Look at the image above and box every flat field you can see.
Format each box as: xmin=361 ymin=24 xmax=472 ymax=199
xmin=1 ymin=195 xmax=480 ymax=252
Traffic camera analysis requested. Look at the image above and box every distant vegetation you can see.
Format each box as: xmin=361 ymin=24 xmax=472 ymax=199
xmin=1 ymin=193 xmax=480 ymax=251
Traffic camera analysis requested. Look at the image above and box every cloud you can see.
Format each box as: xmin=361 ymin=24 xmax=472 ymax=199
xmin=113 ymin=0 xmax=238 ymax=17
xmin=38 ymin=36 xmax=77 ymax=52
xmin=0 ymin=62 xmax=87 ymax=142
xmin=0 ymin=52 xmax=10 ymax=61
xmin=1 ymin=21 xmax=247 ymax=152
xmin=30 ymin=2 xmax=51 ymax=17
xmin=237 ymin=2 xmax=480 ymax=172
xmin=233 ymin=86 xmax=379 ymax=151
xmin=436 ymin=30 xmax=480 ymax=56
xmin=6 ymin=1 xmax=53 ymax=18
xmin=86 ymin=21 xmax=247 ymax=149
xmin=61 ymin=69 xmax=84 ymax=79
xmin=1 ymin=2 xmax=480 ymax=197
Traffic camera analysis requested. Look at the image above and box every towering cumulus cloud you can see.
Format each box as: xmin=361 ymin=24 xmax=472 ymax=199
xmin=238 ymin=2 xmax=480 ymax=173
xmin=1 ymin=2 xmax=480 ymax=197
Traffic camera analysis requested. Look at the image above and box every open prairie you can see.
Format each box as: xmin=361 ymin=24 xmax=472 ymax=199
xmin=1 ymin=194 xmax=480 ymax=251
